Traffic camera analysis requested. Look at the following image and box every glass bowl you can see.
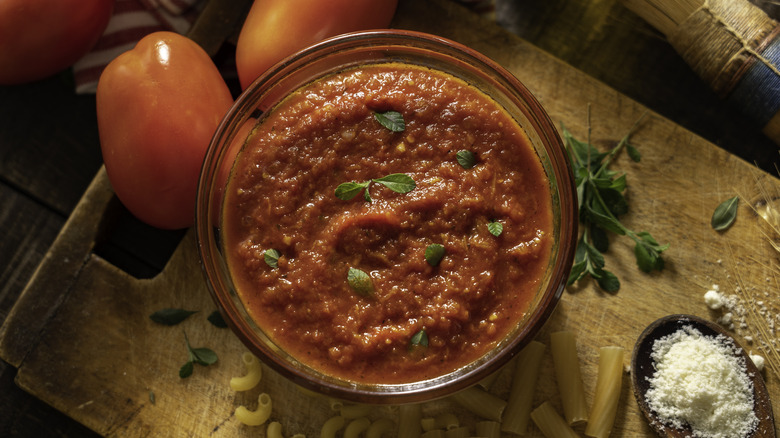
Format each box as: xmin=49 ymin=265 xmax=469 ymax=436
xmin=196 ymin=29 xmax=577 ymax=404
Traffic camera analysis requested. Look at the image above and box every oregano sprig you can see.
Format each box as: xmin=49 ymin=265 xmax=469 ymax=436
xmin=565 ymin=112 xmax=668 ymax=292
xmin=335 ymin=173 xmax=415 ymax=202
xmin=179 ymin=331 xmax=218 ymax=378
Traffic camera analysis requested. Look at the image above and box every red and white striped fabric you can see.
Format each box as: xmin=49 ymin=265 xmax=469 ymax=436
xmin=73 ymin=0 xmax=203 ymax=94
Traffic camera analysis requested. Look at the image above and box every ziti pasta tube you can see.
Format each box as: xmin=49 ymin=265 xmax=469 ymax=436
xmin=450 ymin=385 xmax=507 ymax=422
xmin=585 ymin=346 xmax=625 ymax=438
xmin=531 ymin=402 xmax=580 ymax=438
xmin=550 ymin=330 xmax=588 ymax=425
xmin=398 ymin=403 xmax=422 ymax=438
xmin=501 ymin=340 xmax=546 ymax=435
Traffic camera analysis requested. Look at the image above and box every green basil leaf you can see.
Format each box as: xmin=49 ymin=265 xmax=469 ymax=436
xmin=373 ymin=173 xmax=415 ymax=194
xmin=711 ymin=196 xmax=739 ymax=231
xmin=264 ymin=249 xmax=281 ymax=268
xmin=374 ymin=110 xmax=405 ymax=132
xmin=487 ymin=221 xmax=503 ymax=237
xmin=149 ymin=308 xmax=197 ymax=326
xmin=335 ymin=181 xmax=369 ymax=200
xmin=179 ymin=361 xmax=194 ymax=378
xmin=347 ymin=267 xmax=374 ymax=296
xmin=207 ymin=310 xmax=227 ymax=328
xmin=425 ymin=243 xmax=446 ymax=266
xmin=456 ymin=150 xmax=477 ymax=169
xmin=410 ymin=329 xmax=428 ymax=348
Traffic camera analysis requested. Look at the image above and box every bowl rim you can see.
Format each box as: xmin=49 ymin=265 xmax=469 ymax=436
xmin=196 ymin=29 xmax=578 ymax=404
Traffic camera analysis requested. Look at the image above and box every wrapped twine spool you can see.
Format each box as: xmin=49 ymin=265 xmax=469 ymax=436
xmin=623 ymin=0 xmax=780 ymax=145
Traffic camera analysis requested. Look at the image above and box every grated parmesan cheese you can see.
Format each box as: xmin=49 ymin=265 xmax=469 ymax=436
xmin=703 ymin=289 xmax=724 ymax=310
xmin=644 ymin=326 xmax=758 ymax=438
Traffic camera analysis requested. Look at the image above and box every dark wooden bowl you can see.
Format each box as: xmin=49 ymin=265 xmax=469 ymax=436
xmin=631 ymin=314 xmax=775 ymax=438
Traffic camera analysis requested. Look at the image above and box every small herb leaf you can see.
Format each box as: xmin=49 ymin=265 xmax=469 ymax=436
xmin=425 ymin=243 xmax=446 ymax=266
xmin=335 ymin=181 xmax=369 ymax=200
xmin=191 ymin=347 xmax=218 ymax=366
xmin=179 ymin=361 xmax=194 ymax=378
xmin=347 ymin=267 xmax=374 ymax=296
xmin=596 ymin=270 xmax=620 ymax=293
xmin=264 ymin=249 xmax=281 ymax=268
xmin=374 ymin=110 xmax=405 ymax=132
xmin=207 ymin=310 xmax=228 ymax=328
xmin=711 ymin=196 xmax=739 ymax=231
xmin=627 ymin=143 xmax=641 ymax=162
xmin=456 ymin=150 xmax=477 ymax=169
xmin=180 ymin=331 xmax=218 ymax=378
xmin=150 ymin=308 xmax=197 ymax=326
xmin=410 ymin=329 xmax=428 ymax=348
xmin=373 ymin=173 xmax=416 ymax=194
xmin=488 ymin=221 xmax=503 ymax=237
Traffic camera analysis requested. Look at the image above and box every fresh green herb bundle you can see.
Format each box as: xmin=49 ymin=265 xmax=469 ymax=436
xmin=564 ymin=114 xmax=668 ymax=292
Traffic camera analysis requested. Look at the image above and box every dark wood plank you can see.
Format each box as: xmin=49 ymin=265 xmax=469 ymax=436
xmin=0 ymin=182 xmax=63 ymax=323
xmin=0 ymin=73 xmax=103 ymax=216
xmin=0 ymin=363 xmax=98 ymax=438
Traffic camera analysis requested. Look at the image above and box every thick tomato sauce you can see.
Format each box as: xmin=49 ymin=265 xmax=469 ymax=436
xmin=223 ymin=63 xmax=553 ymax=384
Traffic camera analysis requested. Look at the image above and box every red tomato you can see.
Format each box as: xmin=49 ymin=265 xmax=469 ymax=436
xmin=235 ymin=0 xmax=398 ymax=89
xmin=96 ymin=32 xmax=234 ymax=230
xmin=0 ymin=0 xmax=113 ymax=84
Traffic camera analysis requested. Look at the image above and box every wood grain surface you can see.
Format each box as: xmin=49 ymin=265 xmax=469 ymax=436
xmin=1 ymin=0 xmax=780 ymax=437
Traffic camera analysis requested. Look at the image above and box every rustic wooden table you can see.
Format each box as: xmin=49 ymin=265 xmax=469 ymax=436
xmin=0 ymin=0 xmax=777 ymax=436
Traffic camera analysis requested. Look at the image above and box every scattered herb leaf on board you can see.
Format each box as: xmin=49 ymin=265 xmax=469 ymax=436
xmin=711 ymin=196 xmax=739 ymax=231
xmin=347 ymin=267 xmax=374 ymax=296
xmin=565 ymin=112 xmax=668 ymax=292
xmin=149 ymin=308 xmax=198 ymax=326
xmin=374 ymin=110 xmax=405 ymax=132
xmin=425 ymin=243 xmax=446 ymax=266
xmin=207 ymin=310 xmax=228 ymax=328
xmin=179 ymin=331 xmax=218 ymax=378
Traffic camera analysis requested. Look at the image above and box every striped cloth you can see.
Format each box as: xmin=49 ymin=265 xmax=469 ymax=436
xmin=73 ymin=0 xmax=495 ymax=95
xmin=73 ymin=0 xmax=203 ymax=94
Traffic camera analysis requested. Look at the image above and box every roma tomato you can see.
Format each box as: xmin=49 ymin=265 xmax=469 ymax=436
xmin=0 ymin=0 xmax=113 ymax=85
xmin=96 ymin=32 xmax=234 ymax=230
xmin=235 ymin=0 xmax=398 ymax=89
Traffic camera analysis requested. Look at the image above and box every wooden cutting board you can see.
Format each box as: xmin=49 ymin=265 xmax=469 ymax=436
xmin=2 ymin=0 xmax=778 ymax=436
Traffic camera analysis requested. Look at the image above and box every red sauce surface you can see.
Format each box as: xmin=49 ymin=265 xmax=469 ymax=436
xmin=223 ymin=63 xmax=553 ymax=384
